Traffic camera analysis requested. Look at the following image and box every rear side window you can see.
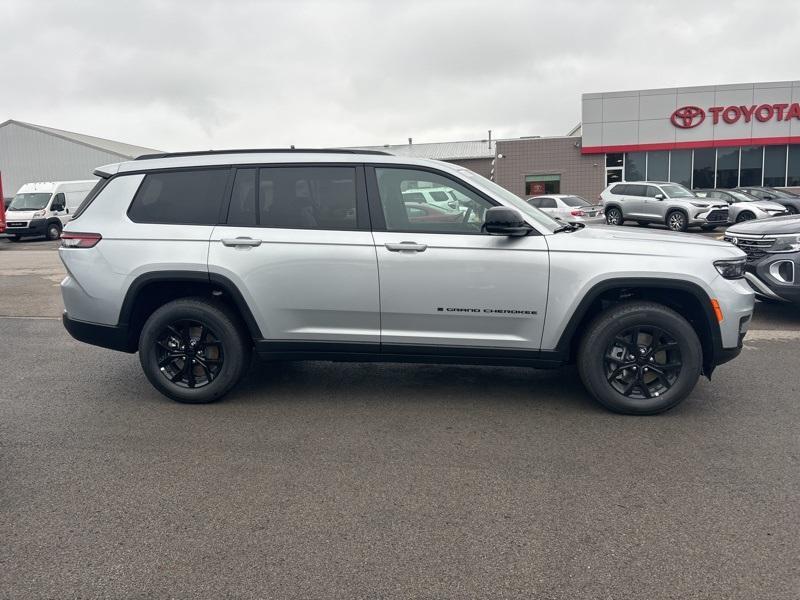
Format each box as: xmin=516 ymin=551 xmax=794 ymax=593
xmin=610 ymin=184 xmax=628 ymax=195
xmin=128 ymin=169 xmax=229 ymax=225
xmin=538 ymin=198 xmax=557 ymax=208
xmin=627 ymin=184 xmax=646 ymax=197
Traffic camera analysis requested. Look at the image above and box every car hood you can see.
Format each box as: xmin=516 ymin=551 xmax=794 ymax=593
xmin=4 ymin=209 xmax=38 ymax=220
xmin=726 ymin=214 xmax=800 ymax=236
xmin=547 ymin=224 xmax=742 ymax=258
xmin=748 ymin=200 xmax=786 ymax=211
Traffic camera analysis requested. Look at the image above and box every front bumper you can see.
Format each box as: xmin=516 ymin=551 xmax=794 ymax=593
xmin=742 ymin=252 xmax=800 ymax=303
xmin=4 ymin=218 xmax=46 ymax=236
xmin=688 ymin=208 xmax=729 ymax=227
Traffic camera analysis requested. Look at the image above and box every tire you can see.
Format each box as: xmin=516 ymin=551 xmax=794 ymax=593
xmin=735 ymin=211 xmax=755 ymax=223
xmin=577 ymin=301 xmax=702 ymax=415
xmin=45 ymin=222 xmax=62 ymax=240
xmin=8 ymin=236 xmax=21 ymax=242
xmin=138 ymin=297 xmax=251 ymax=403
xmin=666 ymin=210 xmax=688 ymax=232
xmin=786 ymin=206 xmax=798 ymax=215
xmin=636 ymin=221 xmax=650 ymax=227
xmin=605 ymin=207 xmax=624 ymax=226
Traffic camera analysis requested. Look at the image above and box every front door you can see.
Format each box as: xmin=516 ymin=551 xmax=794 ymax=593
xmin=368 ymin=166 xmax=549 ymax=352
xmin=209 ymin=165 xmax=380 ymax=346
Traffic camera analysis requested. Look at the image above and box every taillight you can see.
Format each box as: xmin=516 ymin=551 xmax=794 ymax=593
xmin=61 ymin=232 xmax=102 ymax=248
xmin=570 ymin=210 xmax=586 ymax=217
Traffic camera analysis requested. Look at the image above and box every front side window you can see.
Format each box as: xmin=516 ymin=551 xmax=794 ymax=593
xmin=375 ymin=168 xmax=493 ymax=234
xmin=128 ymin=169 xmax=229 ymax=225
xmin=259 ymin=166 xmax=357 ymax=230
xmin=538 ymin=198 xmax=557 ymax=209
xmin=645 ymin=186 xmax=661 ymax=198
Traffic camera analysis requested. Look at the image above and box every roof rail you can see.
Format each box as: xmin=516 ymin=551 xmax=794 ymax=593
xmin=134 ymin=148 xmax=391 ymax=160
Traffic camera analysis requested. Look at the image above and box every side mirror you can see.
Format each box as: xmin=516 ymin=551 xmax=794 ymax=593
xmin=483 ymin=206 xmax=532 ymax=236
xmin=51 ymin=202 xmax=65 ymax=212
xmin=654 ymin=193 xmax=665 ymax=200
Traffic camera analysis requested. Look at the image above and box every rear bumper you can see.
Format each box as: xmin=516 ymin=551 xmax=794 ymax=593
xmin=62 ymin=312 xmax=135 ymax=353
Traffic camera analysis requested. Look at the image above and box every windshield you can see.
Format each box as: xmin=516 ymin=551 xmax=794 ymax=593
xmin=728 ymin=191 xmax=756 ymax=203
xmin=8 ymin=193 xmax=51 ymax=211
xmin=661 ymin=184 xmax=695 ymax=198
xmin=768 ymin=188 xmax=799 ymax=199
xmin=561 ymin=196 xmax=591 ymax=207
xmin=457 ymin=169 xmax=562 ymax=231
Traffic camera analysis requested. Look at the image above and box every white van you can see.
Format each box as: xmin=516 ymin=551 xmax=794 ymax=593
xmin=5 ymin=180 xmax=97 ymax=241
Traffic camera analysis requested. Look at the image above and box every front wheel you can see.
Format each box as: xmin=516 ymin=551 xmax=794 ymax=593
xmin=785 ymin=206 xmax=798 ymax=215
xmin=577 ymin=301 xmax=702 ymax=414
xmin=45 ymin=222 xmax=62 ymax=240
xmin=138 ymin=298 xmax=251 ymax=403
xmin=735 ymin=212 xmax=755 ymax=223
xmin=666 ymin=211 xmax=688 ymax=232
xmin=605 ymin=207 xmax=623 ymax=226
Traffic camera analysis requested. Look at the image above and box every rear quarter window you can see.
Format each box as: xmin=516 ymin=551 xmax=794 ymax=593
xmin=128 ymin=169 xmax=230 ymax=225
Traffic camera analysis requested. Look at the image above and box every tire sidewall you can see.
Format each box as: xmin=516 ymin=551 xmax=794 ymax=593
xmin=138 ymin=300 xmax=248 ymax=403
xmin=46 ymin=222 xmax=62 ymax=240
xmin=667 ymin=211 xmax=687 ymax=232
xmin=578 ymin=304 xmax=702 ymax=414
xmin=606 ymin=207 xmax=622 ymax=225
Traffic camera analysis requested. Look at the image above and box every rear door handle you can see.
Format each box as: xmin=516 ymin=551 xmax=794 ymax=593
xmin=385 ymin=241 xmax=427 ymax=252
xmin=222 ymin=237 xmax=262 ymax=247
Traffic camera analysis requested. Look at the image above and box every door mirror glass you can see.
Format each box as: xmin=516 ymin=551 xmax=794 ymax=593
xmin=654 ymin=193 xmax=665 ymax=200
xmin=483 ymin=207 xmax=532 ymax=236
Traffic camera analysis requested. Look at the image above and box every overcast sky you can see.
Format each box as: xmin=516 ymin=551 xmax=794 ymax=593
xmin=2 ymin=0 xmax=799 ymax=152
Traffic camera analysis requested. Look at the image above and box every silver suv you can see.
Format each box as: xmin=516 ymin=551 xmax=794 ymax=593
xmin=600 ymin=181 xmax=730 ymax=231
xmin=60 ymin=150 xmax=754 ymax=414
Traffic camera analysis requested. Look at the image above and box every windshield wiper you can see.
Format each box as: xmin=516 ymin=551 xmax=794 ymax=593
xmin=553 ymin=222 xmax=584 ymax=233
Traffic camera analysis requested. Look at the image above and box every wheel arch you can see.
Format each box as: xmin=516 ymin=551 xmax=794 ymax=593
xmin=554 ymin=278 xmax=722 ymax=376
xmin=118 ymin=271 xmax=262 ymax=351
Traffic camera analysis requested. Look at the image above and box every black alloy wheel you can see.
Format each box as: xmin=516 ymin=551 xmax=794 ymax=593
xmin=603 ymin=326 xmax=681 ymax=400
xmin=735 ymin=212 xmax=755 ymax=223
xmin=155 ymin=320 xmax=224 ymax=389
xmin=606 ymin=207 xmax=623 ymax=225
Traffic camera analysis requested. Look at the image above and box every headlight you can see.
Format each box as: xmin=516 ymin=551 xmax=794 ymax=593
xmin=768 ymin=235 xmax=800 ymax=254
xmin=714 ymin=258 xmax=746 ymax=279
xmin=33 ymin=210 xmax=45 ymax=217
xmin=691 ymin=202 xmax=710 ymax=208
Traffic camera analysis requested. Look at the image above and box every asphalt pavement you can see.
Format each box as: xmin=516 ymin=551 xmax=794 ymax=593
xmin=1 ymin=236 xmax=799 ymax=599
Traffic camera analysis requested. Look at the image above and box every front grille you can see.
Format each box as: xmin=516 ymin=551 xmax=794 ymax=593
xmin=706 ymin=209 xmax=729 ymax=222
xmin=724 ymin=235 xmax=776 ymax=260
xmin=6 ymin=222 xmax=26 ymax=228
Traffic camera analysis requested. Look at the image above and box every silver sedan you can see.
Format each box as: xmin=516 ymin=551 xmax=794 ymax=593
xmin=526 ymin=194 xmax=605 ymax=225
xmin=694 ymin=189 xmax=787 ymax=223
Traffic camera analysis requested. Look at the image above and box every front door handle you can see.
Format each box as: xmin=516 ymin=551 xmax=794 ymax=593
xmin=385 ymin=241 xmax=427 ymax=252
xmin=222 ymin=237 xmax=262 ymax=247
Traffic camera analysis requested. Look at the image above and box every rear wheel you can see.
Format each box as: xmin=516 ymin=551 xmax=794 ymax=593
xmin=138 ymin=298 xmax=251 ymax=403
xmin=577 ymin=301 xmax=702 ymax=414
xmin=735 ymin=211 xmax=755 ymax=223
xmin=606 ymin=207 xmax=623 ymax=226
xmin=45 ymin=222 xmax=62 ymax=240
xmin=666 ymin=210 xmax=688 ymax=232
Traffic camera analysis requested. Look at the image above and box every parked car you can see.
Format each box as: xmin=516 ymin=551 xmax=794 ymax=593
xmin=0 ymin=196 xmax=5 ymax=236
xmin=403 ymin=202 xmax=464 ymax=224
xmin=733 ymin=187 xmax=800 ymax=215
xmin=5 ymin=180 xmax=97 ymax=241
xmin=694 ymin=189 xmax=787 ymax=223
xmin=724 ymin=215 xmax=800 ymax=304
xmin=60 ymin=149 xmax=753 ymax=415
xmin=401 ymin=186 xmax=462 ymax=213
xmin=599 ymin=181 xmax=729 ymax=232
xmin=526 ymin=194 xmax=604 ymax=225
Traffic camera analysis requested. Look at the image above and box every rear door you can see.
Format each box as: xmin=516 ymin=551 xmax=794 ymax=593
xmin=208 ymin=164 xmax=379 ymax=347
xmin=368 ymin=165 xmax=549 ymax=352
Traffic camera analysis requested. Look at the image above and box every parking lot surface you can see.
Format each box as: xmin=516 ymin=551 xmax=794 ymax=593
xmin=2 ymin=237 xmax=799 ymax=599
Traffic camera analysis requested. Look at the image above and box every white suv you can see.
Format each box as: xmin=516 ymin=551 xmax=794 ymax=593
xmin=600 ymin=181 xmax=730 ymax=231
xmin=60 ymin=150 xmax=754 ymax=414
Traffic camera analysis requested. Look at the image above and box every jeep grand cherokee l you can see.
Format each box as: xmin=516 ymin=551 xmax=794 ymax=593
xmin=60 ymin=150 xmax=754 ymax=414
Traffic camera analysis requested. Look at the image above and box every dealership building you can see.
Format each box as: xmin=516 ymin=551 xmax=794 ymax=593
xmin=369 ymin=79 xmax=800 ymax=201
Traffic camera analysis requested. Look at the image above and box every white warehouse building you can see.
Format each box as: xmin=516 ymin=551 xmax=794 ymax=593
xmin=0 ymin=120 xmax=160 ymax=204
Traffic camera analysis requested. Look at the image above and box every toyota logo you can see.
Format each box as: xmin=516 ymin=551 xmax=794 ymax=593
xmin=671 ymin=105 xmax=706 ymax=129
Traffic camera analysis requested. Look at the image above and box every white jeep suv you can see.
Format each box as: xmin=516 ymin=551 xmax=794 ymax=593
xmin=60 ymin=150 xmax=754 ymax=414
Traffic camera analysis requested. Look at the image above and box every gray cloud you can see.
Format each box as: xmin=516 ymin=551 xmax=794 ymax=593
xmin=2 ymin=0 xmax=798 ymax=151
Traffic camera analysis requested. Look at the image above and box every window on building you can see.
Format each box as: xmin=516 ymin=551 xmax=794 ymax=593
xmin=258 ymin=166 xmax=358 ymax=230
xmin=606 ymin=153 xmax=623 ymax=168
xmin=647 ymin=151 xmax=669 ymax=181
xmin=739 ymin=146 xmax=763 ymax=187
xmin=715 ymin=147 xmax=739 ymax=189
xmin=764 ymin=145 xmax=787 ymax=187
xmin=786 ymin=145 xmax=800 ymax=186
xmin=525 ymin=174 xmax=561 ymax=196
xmin=624 ymin=152 xmax=646 ymax=181
xmin=692 ymin=148 xmax=715 ymax=188
xmin=669 ymin=150 xmax=692 ymax=187
xmin=606 ymin=169 xmax=623 ymax=185
xmin=128 ymin=168 xmax=229 ymax=225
